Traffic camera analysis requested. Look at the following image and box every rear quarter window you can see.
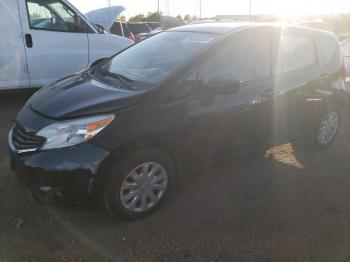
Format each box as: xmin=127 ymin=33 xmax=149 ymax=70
xmin=315 ymin=33 xmax=339 ymax=66
xmin=276 ymin=33 xmax=316 ymax=74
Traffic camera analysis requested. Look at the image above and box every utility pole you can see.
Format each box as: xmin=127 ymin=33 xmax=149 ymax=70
xmin=249 ymin=0 xmax=252 ymax=21
xmin=166 ymin=0 xmax=169 ymax=15
xmin=157 ymin=0 xmax=160 ymax=13
xmin=107 ymin=0 xmax=111 ymax=31
xmin=199 ymin=0 xmax=202 ymax=18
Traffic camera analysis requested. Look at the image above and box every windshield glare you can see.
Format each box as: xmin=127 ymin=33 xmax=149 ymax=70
xmin=100 ymin=31 xmax=218 ymax=84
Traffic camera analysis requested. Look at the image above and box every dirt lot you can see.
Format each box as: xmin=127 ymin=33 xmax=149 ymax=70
xmin=1 ymin=94 xmax=350 ymax=262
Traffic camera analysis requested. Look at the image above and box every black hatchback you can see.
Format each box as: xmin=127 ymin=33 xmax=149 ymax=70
xmin=9 ymin=23 xmax=345 ymax=220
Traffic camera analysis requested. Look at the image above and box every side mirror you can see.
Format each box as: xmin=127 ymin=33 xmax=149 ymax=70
xmin=207 ymin=76 xmax=240 ymax=94
xmin=94 ymin=24 xmax=106 ymax=34
xmin=201 ymin=76 xmax=241 ymax=105
xmin=90 ymin=57 xmax=108 ymax=68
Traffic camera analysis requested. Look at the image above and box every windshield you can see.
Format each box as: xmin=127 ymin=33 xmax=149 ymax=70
xmin=99 ymin=31 xmax=218 ymax=84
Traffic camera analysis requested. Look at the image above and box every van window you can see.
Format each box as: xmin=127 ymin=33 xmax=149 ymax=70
xmin=201 ymin=31 xmax=271 ymax=84
xmin=276 ymin=33 xmax=316 ymax=73
xmin=26 ymin=0 xmax=88 ymax=33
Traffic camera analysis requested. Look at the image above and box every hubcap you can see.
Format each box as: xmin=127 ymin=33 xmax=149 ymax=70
xmin=318 ymin=111 xmax=339 ymax=146
xmin=120 ymin=162 xmax=168 ymax=213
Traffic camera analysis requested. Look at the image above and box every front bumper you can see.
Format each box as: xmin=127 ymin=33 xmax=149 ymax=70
xmin=9 ymin=137 xmax=110 ymax=203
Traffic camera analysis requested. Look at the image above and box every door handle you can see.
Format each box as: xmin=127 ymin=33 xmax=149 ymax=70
xmin=262 ymin=88 xmax=275 ymax=99
xmin=25 ymin=34 xmax=33 ymax=48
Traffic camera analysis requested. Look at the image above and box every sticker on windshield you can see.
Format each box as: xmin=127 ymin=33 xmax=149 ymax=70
xmin=182 ymin=35 xmax=216 ymax=44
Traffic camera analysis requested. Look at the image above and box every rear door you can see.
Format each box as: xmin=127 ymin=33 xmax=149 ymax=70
xmin=0 ymin=0 xmax=29 ymax=89
xmin=17 ymin=0 xmax=89 ymax=88
xmin=270 ymin=28 xmax=319 ymax=144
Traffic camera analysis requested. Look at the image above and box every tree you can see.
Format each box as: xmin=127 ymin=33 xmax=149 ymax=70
xmin=147 ymin=11 xmax=161 ymax=22
xmin=119 ymin=15 xmax=126 ymax=22
xmin=176 ymin=15 xmax=182 ymax=21
xmin=129 ymin=14 xmax=146 ymax=22
xmin=184 ymin=14 xmax=191 ymax=21
xmin=128 ymin=11 xmax=162 ymax=22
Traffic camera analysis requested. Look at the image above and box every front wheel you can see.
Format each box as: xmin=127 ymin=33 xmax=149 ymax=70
xmin=103 ymin=148 xmax=175 ymax=220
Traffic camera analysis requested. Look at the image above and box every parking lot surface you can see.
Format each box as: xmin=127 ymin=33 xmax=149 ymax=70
xmin=1 ymin=94 xmax=350 ymax=261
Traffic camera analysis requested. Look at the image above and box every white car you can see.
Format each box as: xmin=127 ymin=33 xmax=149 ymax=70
xmin=0 ymin=0 xmax=133 ymax=90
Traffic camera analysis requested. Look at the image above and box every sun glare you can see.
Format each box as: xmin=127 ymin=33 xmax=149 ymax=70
xmin=214 ymin=0 xmax=350 ymax=20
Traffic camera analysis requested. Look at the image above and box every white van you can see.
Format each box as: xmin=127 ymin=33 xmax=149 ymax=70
xmin=0 ymin=0 xmax=133 ymax=90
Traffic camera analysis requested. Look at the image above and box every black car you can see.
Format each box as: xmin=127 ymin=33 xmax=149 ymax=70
xmin=127 ymin=22 xmax=152 ymax=34
xmin=9 ymin=23 xmax=344 ymax=220
xmin=127 ymin=22 xmax=152 ymax=41
xmin=110 ymin=21 xmax=136 ymax=42
xmin=147 ymin=22 xmax=161 ymax=30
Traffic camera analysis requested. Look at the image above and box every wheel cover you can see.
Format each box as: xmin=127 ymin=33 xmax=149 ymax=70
xmin=120 ymin=162 xmax=168 ymax=213
xmin=318 ymin=111 xmax=339 ymax=146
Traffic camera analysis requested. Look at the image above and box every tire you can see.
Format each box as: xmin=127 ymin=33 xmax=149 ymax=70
xmin=103 ymin=148 xmax=175 ymax=220
xmin=292 ymin=109 xmax=341 ymax=151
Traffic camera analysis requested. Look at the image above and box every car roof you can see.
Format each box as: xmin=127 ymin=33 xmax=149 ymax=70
xmin=128 ymin=22 xmax=148 ymax=24
xmin=169 ymin=22 xmax=273 ymax=35
xmin=169 ymin=22 xmax=337 ymax=37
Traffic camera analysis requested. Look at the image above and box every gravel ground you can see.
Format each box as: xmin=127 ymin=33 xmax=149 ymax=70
xmin=1 ymin=94 xmax=350 ymax=262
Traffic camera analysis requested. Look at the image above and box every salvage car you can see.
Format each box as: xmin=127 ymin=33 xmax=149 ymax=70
xmin=9 ymin=23 xmax=344 ymax=220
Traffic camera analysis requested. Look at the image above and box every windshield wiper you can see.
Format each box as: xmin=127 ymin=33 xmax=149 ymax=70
xmin=99 ymin=69 xmax=134 ymax=86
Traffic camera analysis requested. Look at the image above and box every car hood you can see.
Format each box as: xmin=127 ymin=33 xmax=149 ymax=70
xmin=86 ymin=6 xmax=125 ymax=32
xmin=29 ymin=73 xmax=145 ymax=119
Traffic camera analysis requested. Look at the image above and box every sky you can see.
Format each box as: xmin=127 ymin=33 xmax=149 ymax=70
xmin=69 ymin=0 xmax=350 ymax=18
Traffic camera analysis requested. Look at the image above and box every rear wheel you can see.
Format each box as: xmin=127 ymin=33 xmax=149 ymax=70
xmin=316 ymin=111 xmax=340 ymax=148
xmin=292 ymin=110 xmax=340 ymax=151
xmin=103 ymin=148 xmax=175 ymax=220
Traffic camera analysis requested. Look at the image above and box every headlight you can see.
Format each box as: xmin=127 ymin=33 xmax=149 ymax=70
xmin=37 ymin=114 xmax=114 ymax=150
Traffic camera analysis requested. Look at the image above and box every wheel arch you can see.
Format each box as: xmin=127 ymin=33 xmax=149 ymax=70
xmin=92 ymin=134 xmax=185 ymax=197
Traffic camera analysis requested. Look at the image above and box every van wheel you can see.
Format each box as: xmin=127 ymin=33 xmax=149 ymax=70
xmin=103 ymin=148 xmax=175 ymax=220
xmin=292 ymin=110 xmax=340 ymax=151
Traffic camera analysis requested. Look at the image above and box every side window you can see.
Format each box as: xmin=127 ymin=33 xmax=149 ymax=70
xmin=276 ymin=33 xmax=316 ymax=73
xmin=26 ymin=0 xmax=88 ymax=33
xmin=202 ymin=31 xmax=271 ymax=85
xmin=165 ymin=69 xmax=197 ymax=103
xmin=317 ymin=34 xmax=338 ymax=66
xmin=110 ymin=23 xmax=122 ymax=36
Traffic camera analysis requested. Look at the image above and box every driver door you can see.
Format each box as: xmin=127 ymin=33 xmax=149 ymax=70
xmin=18 ymin=0 xmax=89 ymax=87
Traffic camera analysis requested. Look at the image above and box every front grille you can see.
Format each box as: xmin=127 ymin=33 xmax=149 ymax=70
xmin=12 ymin=124 xmax=46 ymax=151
